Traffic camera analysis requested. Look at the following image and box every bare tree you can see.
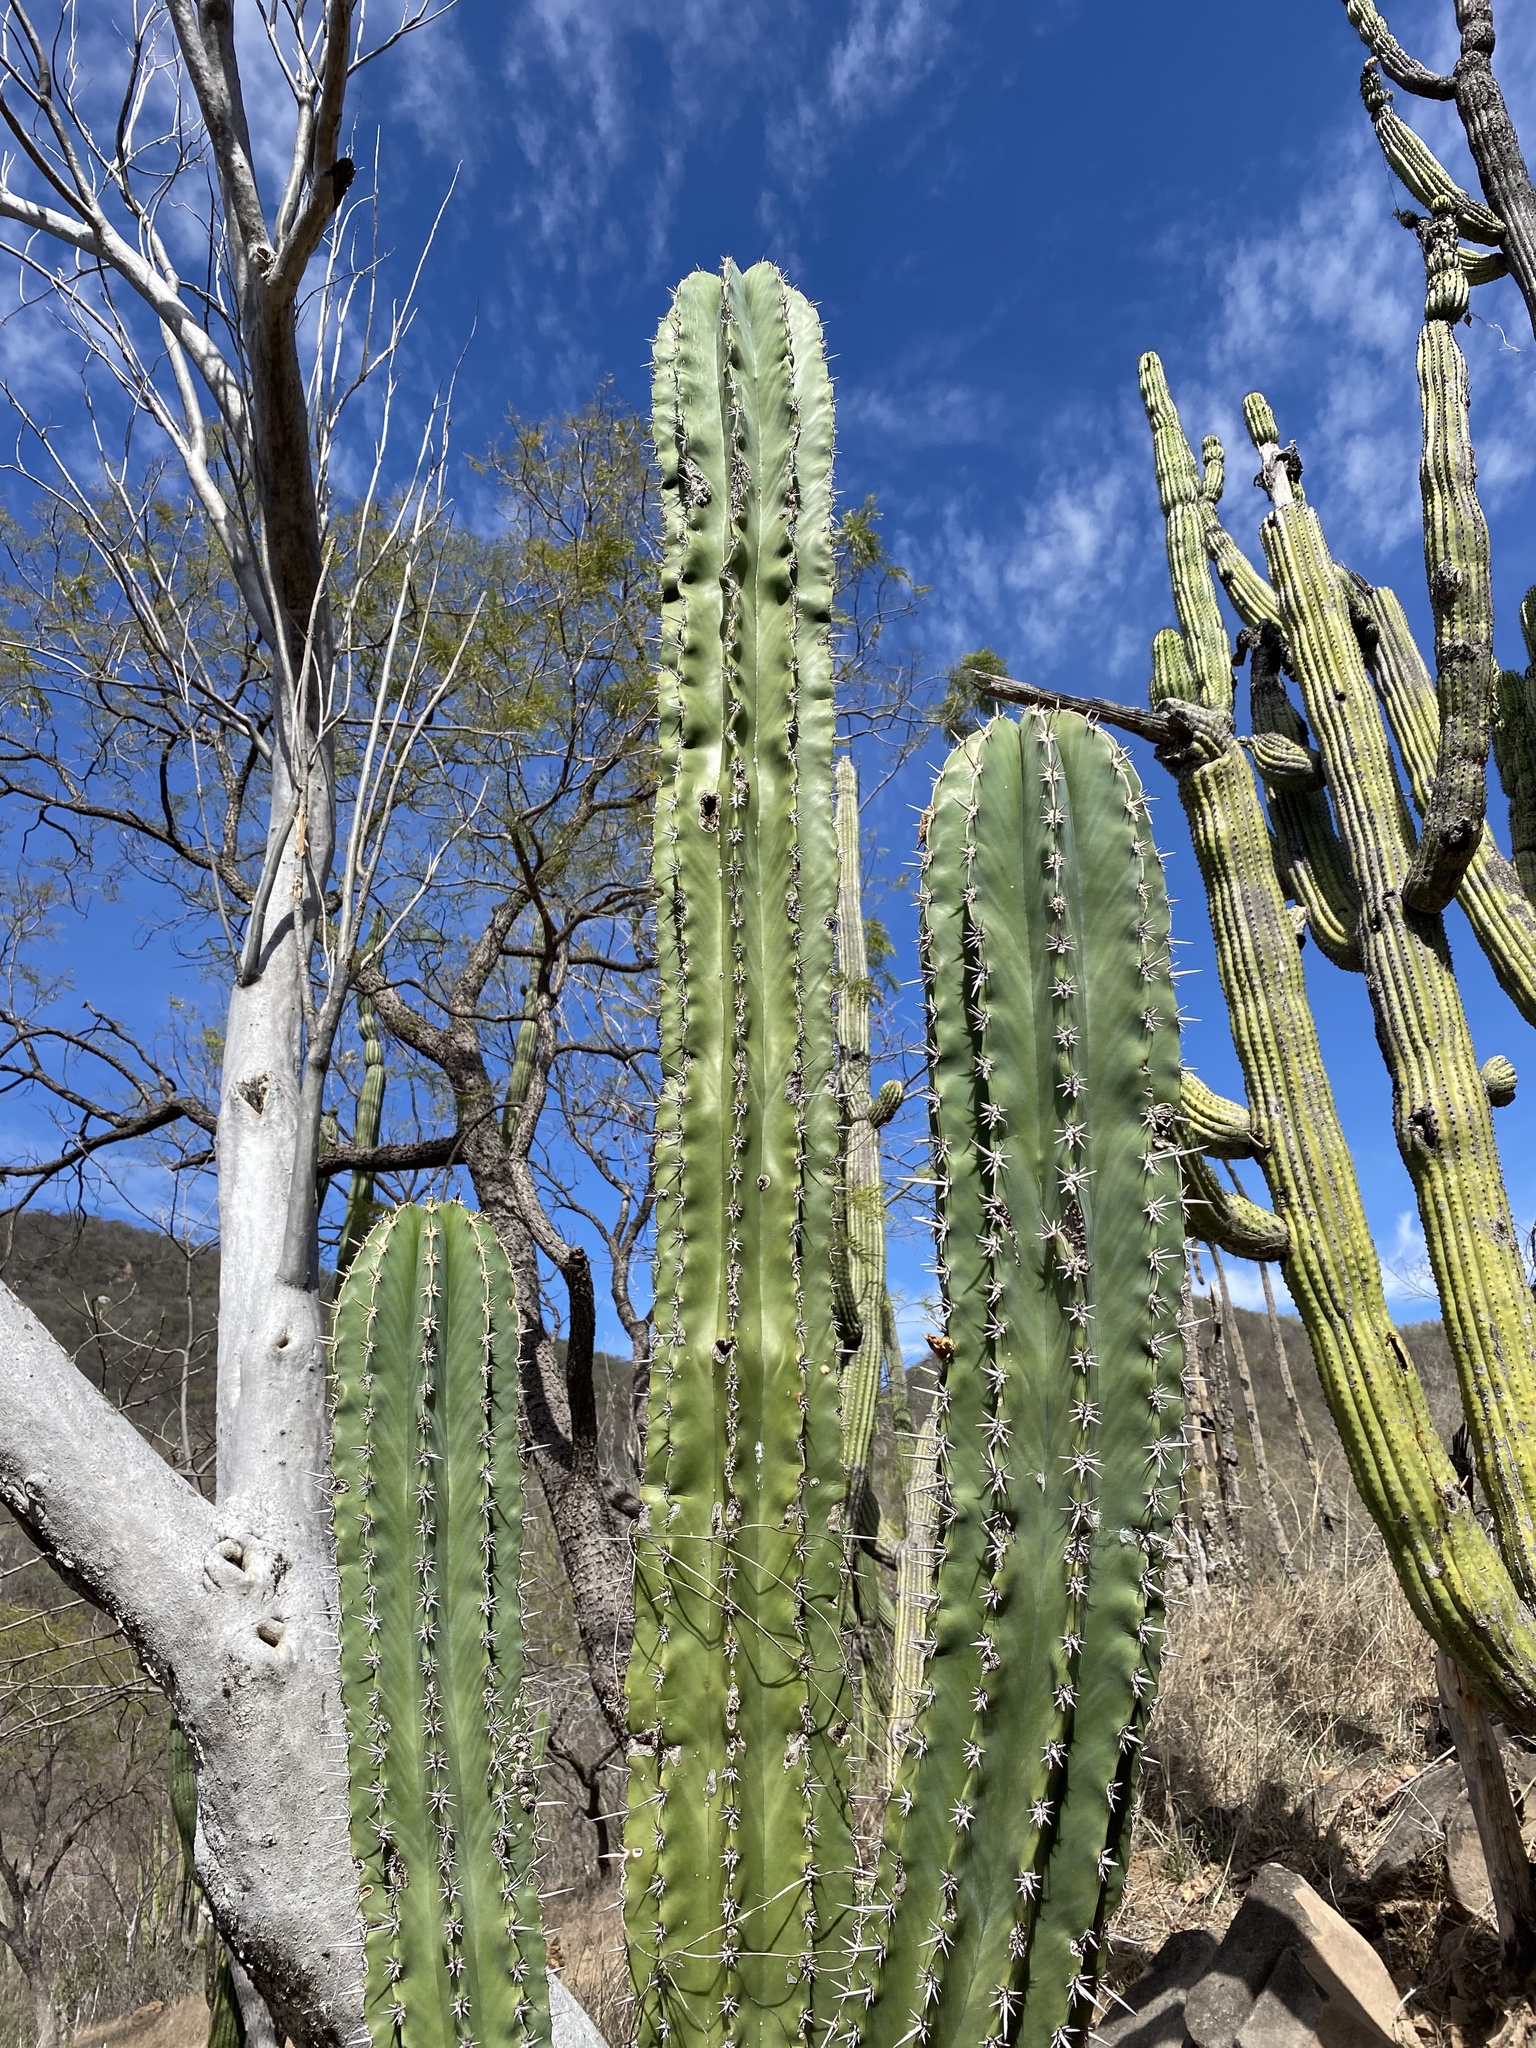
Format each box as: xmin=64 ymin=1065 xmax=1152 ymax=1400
xmin=0 ymin=1573 xmax=165 ymax=2048
xmin=0 ymin=7 xmax=468 ymax=2041
xmin=0 ymin=12 xmax=942 ymax=2031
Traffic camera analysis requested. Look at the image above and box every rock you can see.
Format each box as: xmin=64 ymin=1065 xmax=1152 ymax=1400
xmin=1184 ymin=1890 xmax=1296 ymax=2048
xmin=1246 ymin=1864 xmax=1403 ymax=2047
xmin=1186 ymin=1866 xmax=1404 ymax=2048
xmin=1445 ymin=1790 xmax=1494 ymax=1919
xmin=551 ymin=1974 xmax=612 ymax=2048
xmin=1236 ymin=1948 xmax=1326 ymax=2048
xmin=1365 ymin=1759 xmax=1461 ymax=1889
xmin=1097 ymin=1928 xmax=1218 ymax=2048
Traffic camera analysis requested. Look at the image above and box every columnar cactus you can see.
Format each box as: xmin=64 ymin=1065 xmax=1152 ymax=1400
xmin=1124 ymin=353 xmax=1536 ymax=1726
xmin=847 ymin=709 xmax=1185 ymax=2048
xmin=330 ymin=1199 xmax=549 ymax=2048
xmin=834 ymin=751 xmax=902 ymax=1527
xmin=338 ymin=985 xmax=387 ymax=1278
xmin=624 ymin=258 xmax=856 ymax=2048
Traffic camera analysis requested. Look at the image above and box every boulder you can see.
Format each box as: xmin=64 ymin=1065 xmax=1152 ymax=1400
xmin=1236 ymin=1948 xmax=1326 ymax=2048
xmin=1245 ymin=1866 xmax=1403 ymax=2047
xmin=1096 ymin=1928 xmax=1218 ymax=2048
xmin=1184 ymin=1887 xmax=1295 ymax=2048
xmin=1364 ymin=1758 xmax=1461 ymax=1890
xmin=1185 ymin=1865 xmax=1403 ymax=2048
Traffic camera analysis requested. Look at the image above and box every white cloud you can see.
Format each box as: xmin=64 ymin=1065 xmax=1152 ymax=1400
xmin=1206 ymin=1257 xmax=1295 ymax=1318
xmin=1181 ymin=2 xmax=1536 ymax=571
xmin=500 ymin=0 xmax=962 ymax=262
xmin=827 ymin=0 xmax=954 ymax=119
xmin=840 ymin=377 xmax=1006 ymax=449
xmin=892 ymin=388 xmax=1162 ymax=688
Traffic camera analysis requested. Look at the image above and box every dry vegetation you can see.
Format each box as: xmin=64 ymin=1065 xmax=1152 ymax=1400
xmin=0 ymin=1218 xmax=1513 ymax=2048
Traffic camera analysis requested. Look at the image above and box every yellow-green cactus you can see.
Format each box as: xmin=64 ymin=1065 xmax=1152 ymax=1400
xmin=1135 ymin=352 xmax=1536 ymax=1726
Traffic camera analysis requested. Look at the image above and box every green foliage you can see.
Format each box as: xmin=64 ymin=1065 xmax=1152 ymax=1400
xmin=933 ymin=645 xmax=1010 ymax=734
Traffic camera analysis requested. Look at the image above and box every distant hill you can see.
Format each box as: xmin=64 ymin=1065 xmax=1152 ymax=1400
xmin=0 ymin=1209 xmax=220 ymax=1476
xmin=0 ymin=1204 xmax=1473 ymax=1553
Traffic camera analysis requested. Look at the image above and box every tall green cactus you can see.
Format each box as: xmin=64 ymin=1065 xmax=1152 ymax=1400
xmin=330 ymin=1199 xmax=549 ymax=2048
xmin=624 ymin=258 xmax=855 ymax=2048
xmin=844 ymin=710 xmax=1185 ymax=2048
xmin=835 ymin=752 xmax=901 ymax=1521
xmin=338 ymin=984 xmax=388 ymax=1279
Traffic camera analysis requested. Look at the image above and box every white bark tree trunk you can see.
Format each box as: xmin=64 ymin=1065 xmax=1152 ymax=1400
xmin=0 ymin=1284 xmax=366 ymax=2048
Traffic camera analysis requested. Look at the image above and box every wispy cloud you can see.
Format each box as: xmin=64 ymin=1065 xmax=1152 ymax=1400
xmin=827 ymin=0 xmax=955 ymax=119
xmin=501 ymin=0 xmax=962 ymax=265
xmin=889 ymin=385 xmax=1162 ymax=688
xmin=839 ymin=377 xmax=1006 ymax=449
xmin=1207 ymin=1257 xmax=1295 ymax=1318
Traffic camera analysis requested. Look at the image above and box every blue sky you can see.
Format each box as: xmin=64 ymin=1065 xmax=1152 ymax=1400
xmin=351 ymin=0 xmax=1536 ymax=1333
xmin=9 ymin=0 xmax=1536 ymax=1344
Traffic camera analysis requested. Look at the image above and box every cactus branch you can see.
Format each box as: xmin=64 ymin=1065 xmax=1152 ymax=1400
xmin=1402 ymin=204 xmax=1498 ymax=913
xmin=1344 ymin=2 xmax=1536 ymax=338
xmin=1183 ymin=1150 xmax=1288 ymax=1261
xmin=1352 ymin=575 xmax=1536 ymax=1027
xmin=1342 ymin=0 xmax=1456 ymax=98
xmin=1360 ymin=64 xmax=1505 ymax=243
xmin=330 ymin=1201 xmax=549 ymax=2048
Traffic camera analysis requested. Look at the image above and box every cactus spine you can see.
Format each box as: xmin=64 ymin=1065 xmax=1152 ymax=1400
xmin=848 ymin=710 xmax=1185 ymax=2048
xmin=330 ymin=1199 xmax=548 ymax=2048
xmin=624 ymin=259 xmax=855 ymax=2048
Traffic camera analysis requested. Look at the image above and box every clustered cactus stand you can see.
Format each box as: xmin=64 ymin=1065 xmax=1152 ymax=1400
xmin=301 ymin=258 xmax=1188 ymax=2048
xmin=622 ymin=258 xmax=1185 ymax=2048
xmin=988 ymin=56 xmax=1536 ymax=1968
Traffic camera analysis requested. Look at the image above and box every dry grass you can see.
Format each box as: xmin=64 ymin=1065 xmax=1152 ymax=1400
xmin=545 ymin=1877 xmax=632 ymax=2048
xmin=67 ymin=1998 xmax=207 ymax=2048
xmin=1120 ymin=1547 xmax=1437 ymax=1949
xmin=52 ymin=1552 xmax=1497 ymax=2048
